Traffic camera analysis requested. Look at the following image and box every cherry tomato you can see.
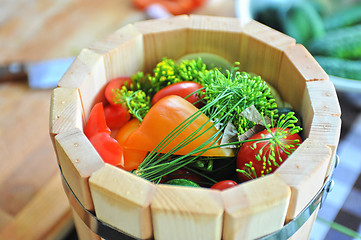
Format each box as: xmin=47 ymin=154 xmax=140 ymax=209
xmin=211 ymin=180 xmax=238 ymax=190
xmin=152 ymin=81 xmax=204 ymax=108
xmin=89 ymin=132 xmax=124 ymax=167
xmin=105 ymin=77 xmax=132 ymax=105
xmin=124 ymin=95 xmax=234 ymax=157
xmin=237 ymin=128 xmax=302 ymax=182
xmin=133 ymin=0 xmax=206 ymax=15
xmin=104 ymin=104 xmax=131 ymax=130
xmin=84 ymin=103 xmax=111 ymax=139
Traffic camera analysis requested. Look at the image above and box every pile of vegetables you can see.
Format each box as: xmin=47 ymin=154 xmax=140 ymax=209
xmin=85 ymin=57 xmax=303 ymax=190
xmin=254 ymin=1 xmax=361 ymax=80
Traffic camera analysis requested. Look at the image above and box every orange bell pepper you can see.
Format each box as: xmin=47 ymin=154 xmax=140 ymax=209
xmin=124 ymin=95 xmax=235 ymax=157
xmin=116 ymin=118 xmax=148 ymax=171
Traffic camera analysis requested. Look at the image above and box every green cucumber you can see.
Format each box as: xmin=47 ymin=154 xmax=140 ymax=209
xmin=282 ymin=1 xmax=325 ymax=44
xmin=324 ymin=3 xmax=361 ymax=31
xmin=177 ymin=52 xmax=233 ymax=72
xmin=165 ymin=179 xmax=201 ymax=187
xmin=307 ymin=24 xmax=361 ymax=59
xmin=314 ymin=56 xmax=361 ymax=80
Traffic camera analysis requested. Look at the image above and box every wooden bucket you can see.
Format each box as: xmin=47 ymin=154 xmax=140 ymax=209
xmin=49 ymin=15 xmax=341 ymax=240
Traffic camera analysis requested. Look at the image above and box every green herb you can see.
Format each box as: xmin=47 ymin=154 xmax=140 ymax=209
xmin=133 ymin=65 xmax=284 ymax=183
xmin=113 ymin=86 xmax=151 ymax=122
xmin=201 ymin=66 xmax=278 ymax=134
xmin=317 ymin=217 xmax=361 ymax=239
xmin=129 ymin=57 xmax=209 ymax=98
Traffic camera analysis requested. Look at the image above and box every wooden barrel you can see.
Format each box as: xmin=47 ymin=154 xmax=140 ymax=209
xmin=49 ymin=15 xmax=341 ymax=240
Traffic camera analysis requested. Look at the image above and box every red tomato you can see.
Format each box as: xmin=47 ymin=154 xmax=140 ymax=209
xmin=237 ymin=128 xmax=302 ymax=182
xmin=104 ymin=104 xmax=131 ymax=130
xmin=105 ymin=77 xmax=132 ymax=105
xmin=84 ymin=103 xmax=111 ymax=139
xmin=152 ymin=81 xmax=204 ymax=108
xmin=211 ymin=180 xmax=238 ymax=190
xmin=89 ymin=132 xmax=124 ymax=167
xmin=133 ymin=0 xmax=206 ymax=15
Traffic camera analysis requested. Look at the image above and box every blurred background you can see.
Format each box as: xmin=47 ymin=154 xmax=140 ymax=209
xmin=0 ymin=0 xmax=360 ymax=239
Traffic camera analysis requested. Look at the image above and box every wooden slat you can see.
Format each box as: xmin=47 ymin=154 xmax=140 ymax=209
xmin=289 ymin=208 xmax=319 ymax=240
xmin=151 ymin=185 xmax=223 ymax=240
xmin=301 ymin=79 xmax=341 ymax=177
xmin=221 ymin=174 xmax=291 ymax=240
xmin=49 ymin=87 xmax=84 ymax=140
xmin=278 ymin=44 xmax=329 ymax=115
xmin=275 ymin=138 xmax=331 ymax=222
xmin=89 ymin=24 xmax=144 ymax=80
xmin=187 ymin=15 xmax=243 ymax=65
xmin=133 ymin=15 xmax=190 ymax=73
xmin=58 ymin=48 xmax=107 ymax=121
xmin=89 ymin=164 xmax=155 ymax=240
xmin=302 ymin=80 xmax=341 ymax=118
xmin=240 ymin=21 xmax=296 ymax=87
xmin=54 ymin=128 xmax=104 ymax=211
xmin=55 ymin=129 xmax=104 ymax=240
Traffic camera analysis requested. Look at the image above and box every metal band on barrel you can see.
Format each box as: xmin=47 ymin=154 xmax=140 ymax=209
xmin=60 ymin=155 xmax=338 ymax=240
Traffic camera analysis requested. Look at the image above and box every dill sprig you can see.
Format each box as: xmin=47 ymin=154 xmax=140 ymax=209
xmin=113 ymin=86 xmax=151 ymax=122
xmin=133 ymin=66 xmax=283 ymax=183
xmin=129 ymin=57 xmax=208 ymax=98
xmin=201 ymin=66 xmax=278 ymax=134
xmin=237 ymin=112 xmax=302 ymax=180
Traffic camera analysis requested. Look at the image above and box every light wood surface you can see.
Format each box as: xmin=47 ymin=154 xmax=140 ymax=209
xmin=222 ymin=174 xmax=291 ymax=240
xmin=151 ymin=185 xmax=223 ymax=240
xmin=0 ymin=83 xmax=73 ymax=239
xmin=89 ymin=163 xmax=156 ymax=240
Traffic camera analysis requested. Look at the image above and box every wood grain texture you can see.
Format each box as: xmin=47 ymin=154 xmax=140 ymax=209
xmin=240 ymin=20 xmax=296 ymax=87
xmin=278 ymin=44 xmax=329 ymax=115
xmin=134 ymin=15 xmax=190 ymax=73
xmin=54 ymin=128 xmax=104 ymax=211
xmin=0 ymin=0 xmax=144 ymax=64
xmin=49 ymin=87 xmax=84 ymax=139
xmin=288 ymin=207 xmax=319 ymax=240
xmin=187 ymin=15 xmax=243 ymax=64
xmin=89 ymin=164 xmax=155 ymax=240
xmin=0 ymin=174 xmax=71 ymax=240
xmin=58 ymin=48 xmax=107 ymax=121
xmin=275 ymin=138 xmax=331 ymax=222
xmin=151 ymin=185 xmax=223 ymax=240
xmin=89 ymin=24 xmax=144 ymax=81
xmin=0 ymin=82 xmax=72 ymax=239
xmin=221 ymin=174 xmax=291 ymax=240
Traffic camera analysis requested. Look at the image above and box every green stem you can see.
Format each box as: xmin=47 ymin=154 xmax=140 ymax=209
xmin=317 ymin=216 xmax=361 ymax=239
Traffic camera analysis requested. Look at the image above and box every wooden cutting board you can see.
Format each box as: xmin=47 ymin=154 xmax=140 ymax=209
xmin=0 ymin=0 xmax=235 ymax=239
xmin=0 ymin=1 xmax=144 ymax=239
